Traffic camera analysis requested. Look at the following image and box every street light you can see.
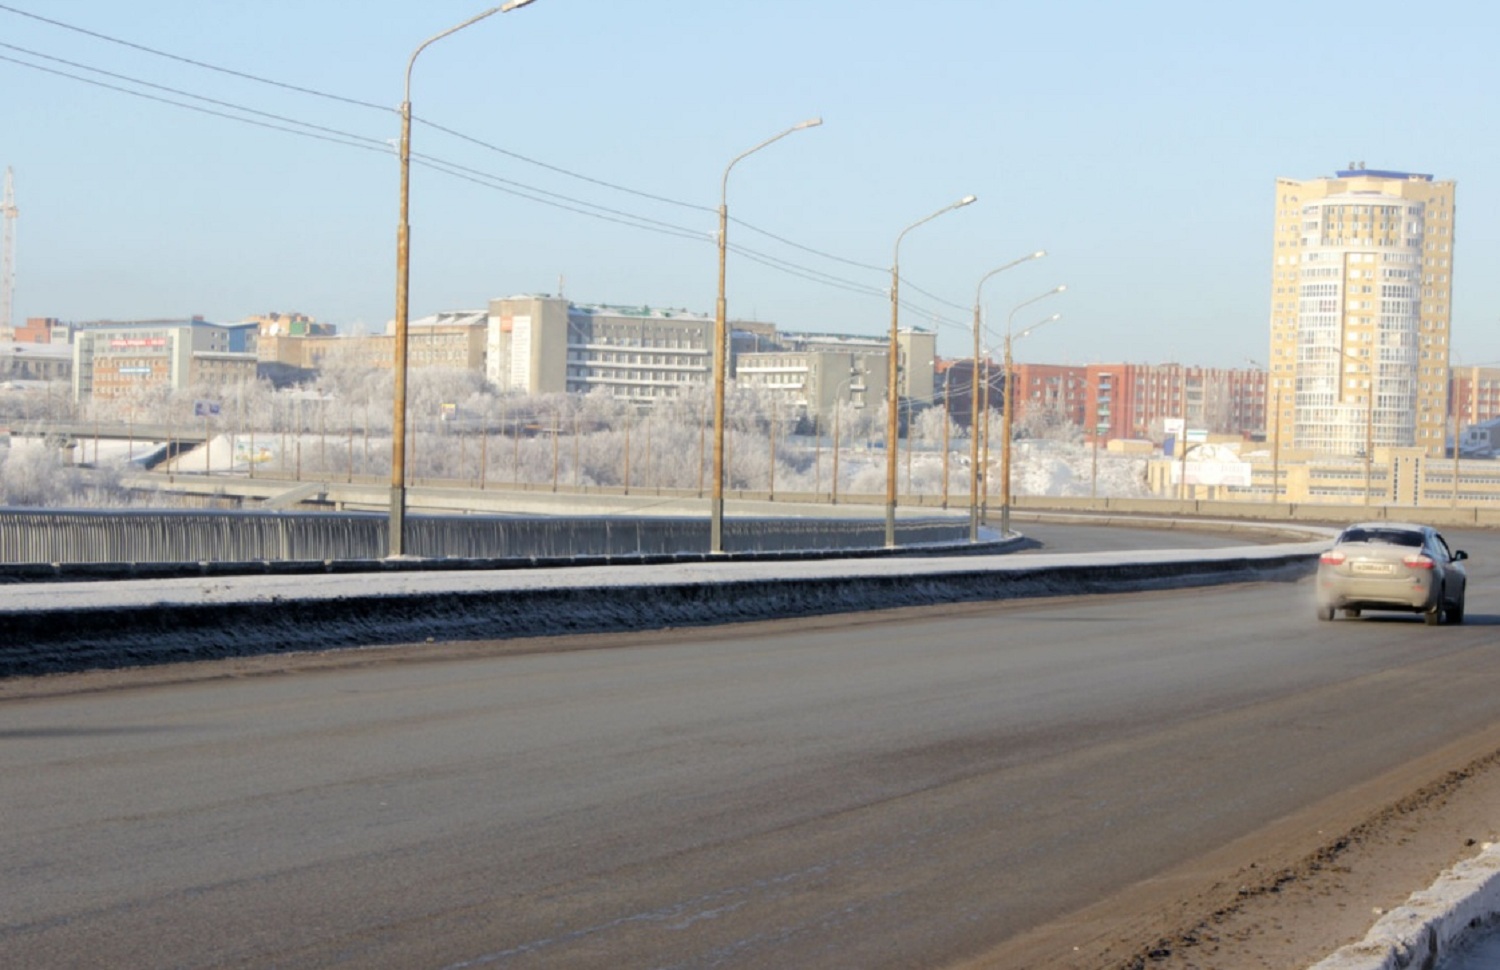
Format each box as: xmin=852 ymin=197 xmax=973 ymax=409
xmin=970 ymin=251 xmax=1045 ymax=542
xmin=999 ymin=286 xmax=1066 ymax=536
xmin=710 ymin=117 xmax=822 ymax=554
xmin=389 ymin=0 xmax=539 ymax=558
xmin=885 ymin=194 xmax=977 ymax=548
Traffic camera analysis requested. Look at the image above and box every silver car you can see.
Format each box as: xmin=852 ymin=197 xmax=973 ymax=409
xmin=1316 ymin=523 xmax=1467 ymax=625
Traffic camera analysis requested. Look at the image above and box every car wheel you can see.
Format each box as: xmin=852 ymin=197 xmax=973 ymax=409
xmin=1425 ymin=603 xmax=1442 ymax=626
xmin=1449 ymin=596 xmax=1465 ymax=625
xmin=1317 ymin=604 xmax=1335 ymax=622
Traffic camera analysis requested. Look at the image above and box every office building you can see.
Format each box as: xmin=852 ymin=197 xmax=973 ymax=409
xmin=71 ymin=318 xmax=258 ymax=401
xmin=488 ymin=296 xmax=713 ymax=405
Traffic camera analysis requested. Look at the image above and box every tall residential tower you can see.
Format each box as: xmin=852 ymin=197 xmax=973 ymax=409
xmin=1268 ymin=166 xmax=1456 ymax=459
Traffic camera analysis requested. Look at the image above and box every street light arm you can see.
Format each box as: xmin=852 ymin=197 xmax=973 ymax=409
xmin=1014 ymin=312 xmax=1063 ymax=342
xmin=895 ymin=194 xmax=978 ymax=270
xmin=720 ymin=118 xmax=822 ymax=204
xmin=973 ymin=250 xmax=1046 ymax=310
xmin=1005 ymin=284 xmax=1067 ymax=335
xmin=405 ymin=1 xmax=536 ymax=100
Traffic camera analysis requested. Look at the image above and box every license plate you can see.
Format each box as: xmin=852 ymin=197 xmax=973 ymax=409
xmin=1353 ymin=562 xmax=1395 ymax=575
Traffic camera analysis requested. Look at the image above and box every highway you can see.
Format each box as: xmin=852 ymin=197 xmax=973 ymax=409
xmin=3 ymin=523 xmax=1498 ymax=968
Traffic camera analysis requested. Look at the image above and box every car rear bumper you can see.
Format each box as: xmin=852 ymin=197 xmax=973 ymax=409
xmin=1317 ymin=573 xmax=1437 ymax=612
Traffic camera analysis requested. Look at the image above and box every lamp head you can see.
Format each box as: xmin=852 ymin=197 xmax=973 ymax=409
xmin=958 ymin=194 xmax=978 ymax=206
xmin=1032 ymin=250 xmax=1046 ymax=259
xmin=500 ymin=0 xmax=538 ymax=10
xmin=795 ymin=117 xmax=823 ymax=130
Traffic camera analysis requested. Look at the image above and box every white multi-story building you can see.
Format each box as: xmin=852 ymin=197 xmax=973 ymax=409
xmin=488 ymin=296 xmax=714 ymax=405
xmin=487 ymin=296 xmax=935 ymax=420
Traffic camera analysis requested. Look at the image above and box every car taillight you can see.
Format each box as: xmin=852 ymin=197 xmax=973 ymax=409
xmin=1402 ymin=554 xmax=1435 ymax=569
xmin=1320 ymin=551 xmax=1346 ymax=565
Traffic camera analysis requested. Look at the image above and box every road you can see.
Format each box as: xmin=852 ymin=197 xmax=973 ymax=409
xmin=3 ymin=523 xmax=1497 ymax=968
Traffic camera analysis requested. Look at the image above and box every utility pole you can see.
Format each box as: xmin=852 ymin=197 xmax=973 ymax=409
xmin=1 ymin=168 xmax=16 ymax=341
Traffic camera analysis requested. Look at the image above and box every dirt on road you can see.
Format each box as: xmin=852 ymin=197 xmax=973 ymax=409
xmin=962 ymin=729 xmax=1500 ymax=970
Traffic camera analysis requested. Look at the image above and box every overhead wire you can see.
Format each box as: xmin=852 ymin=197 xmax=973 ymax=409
xmin=414 ymin=117 xmax=711 ymax=215
xmin=0 ymin=1 xmax=391 ymax=113
xmin=411 ymin=157 xmax=709 ymax=244
xmin=0 ymin=41 xmax=394 ymax=151
xmin=0 ymin=51 xmax=391 ymax=156
xmin=0 ymin=3 xmax=988 ymax=335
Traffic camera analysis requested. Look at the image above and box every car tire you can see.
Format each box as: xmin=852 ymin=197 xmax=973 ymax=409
xmin=1317 ymin=604 xmax=1335 ymax=622
xmin=1344 ymin=608 xmax=1361 ymax=618
xmin=1425 ymin=603 xmax=1442 ymax=626
xmin=1449 ymin=596 xmax=1465 ymax=625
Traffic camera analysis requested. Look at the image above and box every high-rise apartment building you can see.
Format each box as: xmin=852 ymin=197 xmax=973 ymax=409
xmin=1268 ymin=166 xmax=1456 ymax=459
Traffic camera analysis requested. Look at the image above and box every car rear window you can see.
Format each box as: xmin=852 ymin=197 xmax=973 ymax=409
xmin=1338 ymin=528 xmax=1423 ymax=547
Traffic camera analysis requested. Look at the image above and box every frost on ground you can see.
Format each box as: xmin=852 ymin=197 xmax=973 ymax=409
xmin=4 ymin=373 xmax=1161 ymax=507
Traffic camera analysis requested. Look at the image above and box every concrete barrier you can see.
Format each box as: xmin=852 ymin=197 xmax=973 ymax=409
xmin=1309 ymin=841 xmax=1500 ymax=970
xmin=0 ymin=535 xmax=1326 ymax=679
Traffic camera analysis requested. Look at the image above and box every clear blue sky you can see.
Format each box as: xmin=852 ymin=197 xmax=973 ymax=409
xmin=3 ymin=0 xmax=1497 ymax=368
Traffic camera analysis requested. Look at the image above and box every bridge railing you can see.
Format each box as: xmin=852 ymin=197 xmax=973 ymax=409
xmin=0 ymin=509 xmax=971 ymax=565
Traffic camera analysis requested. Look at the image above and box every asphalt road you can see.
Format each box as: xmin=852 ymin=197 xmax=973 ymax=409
xmin=4 ymin=523 xmax=1498 ymax=969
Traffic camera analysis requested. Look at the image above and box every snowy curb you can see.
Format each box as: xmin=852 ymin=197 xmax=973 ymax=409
xmin=1307 ymin=842 xmax=1500 ymax=970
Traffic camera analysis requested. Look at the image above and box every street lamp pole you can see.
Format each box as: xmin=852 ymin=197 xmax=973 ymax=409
xmin=711 ymin=118 xmax=822 ymax=554
xmin=970 ymin=251 xmax=1045 ymax=542
xmin=389 ymin=0 xmax=538 ymax=558
xmin=885 ymin=194 xmax=977 ymax=548
xmin=999 ymin=287 xmax=1066 ymax=536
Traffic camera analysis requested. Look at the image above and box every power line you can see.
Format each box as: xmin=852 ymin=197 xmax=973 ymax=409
xmin=410 ymin=151 xmax=710 ymax=240
xmin=415 ymin=118 xmax=711 ymax=215
xmin=0 ymin=41 xmax=394 ymax=151
xmin=0 ymin=2 xmax=391 ymax=113
xmin=730 ymin=216 xmax=885 ymax=274
xmin=0 ymin=52 xmax=392 ymax=155
xmin=0 ymin=8 xmax=984 ymax=326
xmin=411 ymin=157 xmax=709 ymax=244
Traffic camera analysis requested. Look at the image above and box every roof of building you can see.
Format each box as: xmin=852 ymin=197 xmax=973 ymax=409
xmin=76 ymin=317 xmax=254 ymax=331
xmin=1 ymin=341 xmax=71 ymax=360
xmin=570 ymin=303 xmax=712 ymax=322
xmin=409 ymin=310 xmax=487 ymax=328
xmin=1334 ymin=168 xmax=1434 ymax=181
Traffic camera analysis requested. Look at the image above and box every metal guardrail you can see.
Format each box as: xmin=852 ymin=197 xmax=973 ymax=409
xmin=0 ymin=509 xmax=970 ymax=564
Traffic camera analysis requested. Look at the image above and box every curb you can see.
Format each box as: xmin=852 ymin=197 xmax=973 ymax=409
xmin=1308 ymin=842 xmax=1500 ymax=969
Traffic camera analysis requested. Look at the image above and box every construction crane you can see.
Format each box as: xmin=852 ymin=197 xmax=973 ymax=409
xmin=1 ymin=167 xmax=15 ymax=340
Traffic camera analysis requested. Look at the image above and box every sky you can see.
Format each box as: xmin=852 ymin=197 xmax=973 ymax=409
xmin=2 ymin=0 xmax=1498 ymax=369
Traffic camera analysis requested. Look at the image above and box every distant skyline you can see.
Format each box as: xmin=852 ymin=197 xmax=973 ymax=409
xmin=2 ymin=0 xmax=1497 ymax=368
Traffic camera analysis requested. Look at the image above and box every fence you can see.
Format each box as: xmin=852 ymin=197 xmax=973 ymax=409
xmin=0 ymin=509 xmax=970 ymax=565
